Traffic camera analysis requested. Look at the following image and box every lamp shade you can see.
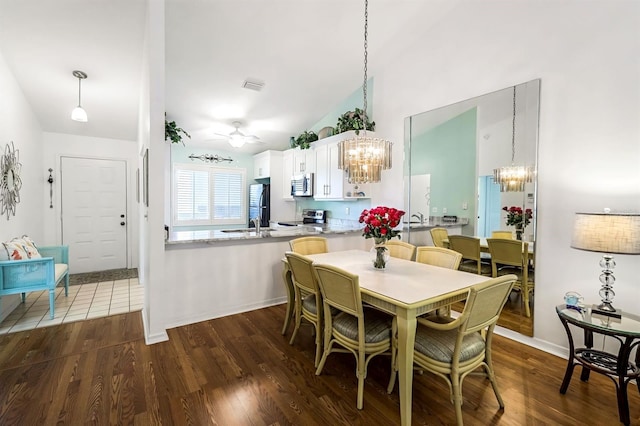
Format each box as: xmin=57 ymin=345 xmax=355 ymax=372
xmin=571 ymin=213 xmax=640 ymax=254
xmin=71 ymin=106 xmax=88 ymax=122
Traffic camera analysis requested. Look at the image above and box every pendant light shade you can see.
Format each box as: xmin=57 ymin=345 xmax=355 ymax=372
xmin=493 ymin=86 xmax=533 ymax=192
xmin=71 ymin=106 xmax=88 ymax=122
xmin=337 ymin=0 xmax=392 ymax=184
xmin=71 ymin=70 xmax=88 ymax=122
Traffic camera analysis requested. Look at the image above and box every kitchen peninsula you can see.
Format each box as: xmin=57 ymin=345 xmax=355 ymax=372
xmin=162 ymin=223 xmax=368 ymax=330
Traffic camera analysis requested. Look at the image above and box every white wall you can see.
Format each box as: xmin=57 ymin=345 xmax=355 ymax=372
xmin=0 ymin=51 xmax=44 ymax=242
xmin=373 ymin=1 xmax=640 ymax=350
xmin=0 ymin=49 xmax=44 ymax=319
xmin=142 ymin=0 xmax=170 ymax=344
xmin=41 ymin=132 xmax=139 ymax=268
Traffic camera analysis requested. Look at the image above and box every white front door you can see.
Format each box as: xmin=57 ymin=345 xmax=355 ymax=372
xmin=61 ymin=157 xmax=128 ymax=273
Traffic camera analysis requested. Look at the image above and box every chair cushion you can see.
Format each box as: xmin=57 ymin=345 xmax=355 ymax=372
xmin=498 ymin=266 xmax=535 ymax=282
xmin=302 ymin=294 xmax=318 ymax=313
xmin=303 ymin=295 xmax=338 ymax=316
xmin=459 ymin=260 xmax=492 ymax=275
xmin=332 ymin=308 xmax=392 ymax=343
xmin=414 ymin=325 xmax=485 ymax=363
xmin=54 ymin=263 xmax=68 ymax=283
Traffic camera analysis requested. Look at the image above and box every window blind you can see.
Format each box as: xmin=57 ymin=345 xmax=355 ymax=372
xmin=173 ymin=164 xmax=245 ymax=226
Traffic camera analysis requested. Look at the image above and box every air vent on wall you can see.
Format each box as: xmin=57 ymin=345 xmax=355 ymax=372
xmin=241 ymin=78 xmax=265 ymax=91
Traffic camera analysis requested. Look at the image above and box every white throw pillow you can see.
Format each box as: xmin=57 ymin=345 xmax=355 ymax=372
xmin=2 ymin=236 xmax=42 ymax=261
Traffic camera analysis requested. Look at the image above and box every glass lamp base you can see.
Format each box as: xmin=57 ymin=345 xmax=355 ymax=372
xmin=592 ymin=303 xmax=622 ymax=319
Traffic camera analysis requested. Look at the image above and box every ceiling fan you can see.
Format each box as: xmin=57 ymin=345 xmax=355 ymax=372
xmin=213 ymin=121 xmax=262 ymax=148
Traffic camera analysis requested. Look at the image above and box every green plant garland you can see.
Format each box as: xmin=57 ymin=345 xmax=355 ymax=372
xmin=165 ymin=114 xmax=191 ymax=145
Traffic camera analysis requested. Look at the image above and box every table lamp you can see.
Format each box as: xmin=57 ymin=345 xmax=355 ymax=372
xmin=571 ymin=211 xmax=640 ymax=318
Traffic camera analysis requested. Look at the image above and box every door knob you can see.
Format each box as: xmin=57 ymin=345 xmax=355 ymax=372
xmin=120 ymin=214 xmax=125 ymax=218
xmin=120 ymin=222 xmax=126 ymax=226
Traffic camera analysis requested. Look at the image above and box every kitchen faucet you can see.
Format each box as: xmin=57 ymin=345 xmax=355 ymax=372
xmin=411 ymin=212 xmax=424 ymax=224
xmin=252 ymin=217 xmax=261 ymax=233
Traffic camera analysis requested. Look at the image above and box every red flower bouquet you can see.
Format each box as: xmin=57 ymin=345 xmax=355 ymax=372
xmin=359 ymin=206 xmax=406 ymax=241
xmin=359 ymin=206 xmax=406 ymax=269
xmin=502 ymin=206 xmax=533 ymax=228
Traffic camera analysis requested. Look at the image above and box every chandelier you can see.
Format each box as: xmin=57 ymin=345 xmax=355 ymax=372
xmin=493 ymin=86 xmax=533 ymax=192
xmin=337 ymin=0 xmax=392 ymax=184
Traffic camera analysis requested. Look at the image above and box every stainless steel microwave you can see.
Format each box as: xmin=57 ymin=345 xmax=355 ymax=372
xmin=291 ymin=173 xmax=314 ymax=197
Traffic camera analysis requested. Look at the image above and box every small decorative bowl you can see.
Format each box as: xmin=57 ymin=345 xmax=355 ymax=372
xmin=318 ymin=126 xmax=334 ymax=139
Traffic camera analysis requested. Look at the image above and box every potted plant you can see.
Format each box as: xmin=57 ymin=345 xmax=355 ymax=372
xmin=335 ymin=107 xmax=375 ymax=135
xmin=294 ymin=130 xmax=318 ymax=150
xmin=165 ymin=114 xmax=191 ymax=145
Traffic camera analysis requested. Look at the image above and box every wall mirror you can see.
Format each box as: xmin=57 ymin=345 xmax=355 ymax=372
xmin=404 ymin=79 xmax=540 ymax=336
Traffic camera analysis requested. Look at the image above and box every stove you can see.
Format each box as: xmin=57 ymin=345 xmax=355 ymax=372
xmin=302 ymin=209 xmax=327 ymax=224
xmin=277 ymin=209 xmax=327 ymax=227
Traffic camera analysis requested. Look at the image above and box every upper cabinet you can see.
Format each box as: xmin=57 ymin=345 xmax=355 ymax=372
xmin=253 ymin=151 xmax=272 ymax=179
xmin=314 ymin=143 xmax=343 ymax=199
xmin=282 ymin=149 xmax=294 ymax=200
xmin=292 ymin=148 xmax=315 ymax=175
xmin=313 ymin=131 xmax=372 ymax=201
xmin=282 ymin=147 xmax=315 ymax=200
xmin=279 ymin=131 xmax=376 ymax=201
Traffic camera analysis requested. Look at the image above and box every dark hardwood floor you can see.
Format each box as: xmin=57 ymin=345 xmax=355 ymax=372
xmin=0 ymin=305 xmax=638 ymax=425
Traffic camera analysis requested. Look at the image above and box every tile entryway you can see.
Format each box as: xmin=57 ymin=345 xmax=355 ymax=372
xmin=0 ymin=269 xmax=143 ymax=335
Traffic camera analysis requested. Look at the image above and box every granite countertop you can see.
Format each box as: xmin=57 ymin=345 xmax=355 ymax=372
xmin=166 ymin=223 xmax=363 ymax=245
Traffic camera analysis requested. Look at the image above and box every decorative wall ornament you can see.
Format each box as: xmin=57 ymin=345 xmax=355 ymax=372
xmin=1 ymin=141 xmax=23 ymax=220
xmin=47 ymin=168 xmax=54 ymax=208
xmin=188 ymin=154 xmax=234 ymax=163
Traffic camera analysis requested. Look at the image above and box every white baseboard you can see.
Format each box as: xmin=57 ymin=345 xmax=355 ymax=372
xmin=164 ymin=296 xmax=288 ymax=331
xmin=495 ymin=325 xmax=569 ymax=359
xmin=141 ymin=308 xmax=169 ymax=345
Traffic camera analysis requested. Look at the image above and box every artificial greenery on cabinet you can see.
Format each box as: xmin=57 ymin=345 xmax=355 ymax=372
xmin=335 ymin=108 xmax=375 ymax=135
xmin=294 ymin=130 xmax=318 ymax=150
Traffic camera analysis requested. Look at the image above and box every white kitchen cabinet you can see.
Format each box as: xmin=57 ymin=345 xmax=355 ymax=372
xmin=292 ymin=148 xmax=315 ymax=175
xmin=313 ymin=131 xmax=373 ymax=201
xmin=282 ymin=149 xmax=294 ymax=200
xmin=253 ymin=150 xmax=271 ymax=179
xmin=314 ymin=143 xmax=344 ymax=199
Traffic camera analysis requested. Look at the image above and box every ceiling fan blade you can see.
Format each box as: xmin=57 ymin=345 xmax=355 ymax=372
xmin=213 ymin=132 xmax=230 ymax=139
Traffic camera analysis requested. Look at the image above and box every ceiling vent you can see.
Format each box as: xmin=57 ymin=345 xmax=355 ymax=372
xmin=241 ymin=79 xmax=265 ymax=91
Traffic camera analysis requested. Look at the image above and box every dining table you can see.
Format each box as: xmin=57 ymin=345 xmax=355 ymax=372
xmin=303 ymin=249 xmax=490 ymax=426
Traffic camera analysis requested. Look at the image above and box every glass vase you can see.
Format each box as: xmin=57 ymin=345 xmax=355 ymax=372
xmin=371 ymin=238 xmax=390 ymax=270
xmin=515 ymin=224 xmax=523 ymax=241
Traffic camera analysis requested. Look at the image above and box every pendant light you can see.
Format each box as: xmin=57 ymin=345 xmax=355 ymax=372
xmin=337 ymin=0 xmax=392 ymax=184
xmin=71 ymin=70 xmax=88 ymax=122
xmin=493 ymin=85 xmax=533 ymax=192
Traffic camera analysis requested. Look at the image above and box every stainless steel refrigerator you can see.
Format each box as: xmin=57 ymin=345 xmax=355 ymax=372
xmin=248 ymin=183 xmax=270 ymax=227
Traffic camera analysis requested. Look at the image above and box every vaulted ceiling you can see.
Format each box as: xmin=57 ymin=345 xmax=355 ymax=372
xmin=0 ymin=0 xmax=459 ymax=153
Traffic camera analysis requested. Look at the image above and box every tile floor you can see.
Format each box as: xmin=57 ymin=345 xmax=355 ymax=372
xmin=0 ymin=278 xmax=144 ymax=335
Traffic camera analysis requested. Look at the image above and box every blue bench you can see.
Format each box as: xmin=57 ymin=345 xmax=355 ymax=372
xmin=0 ymin=245 xmax=69 ymax=320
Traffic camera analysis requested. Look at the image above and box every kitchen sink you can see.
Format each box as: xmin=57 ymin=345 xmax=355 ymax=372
xmin=220 ymin=228 xmax=273 ymax=233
